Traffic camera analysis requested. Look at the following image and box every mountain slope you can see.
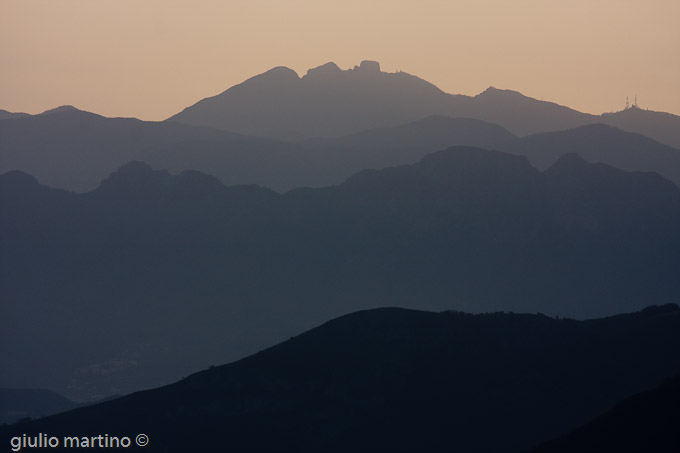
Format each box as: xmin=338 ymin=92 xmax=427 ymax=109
xmin=0 ymin=108 xmax=292 ymax=192
xmin=2 ymin=305 xmax=680 ymax=451
xmin=535 ymin=375 xmax=680 ymax=452
xmin=0 ymin=109 xmax=516 ymax=192
xmin=602 ymin=106 xmax=680 ymax=149
xmin=500 ymin=124 xmax=680 ymax=186
xmin=3 ymin=147 xmax=680 ymax=400
xmin=465 ymin=86 xmax=596 ymax=137
xmin=166 ymin=61 xmax=680 ymax=147
xmin=167 ymin=61 xmax=595 ymax=140
xmin=168 ymin=60 xmax=460 ymax=140
xmin=0 ymin=109 xmax=29 ymax=120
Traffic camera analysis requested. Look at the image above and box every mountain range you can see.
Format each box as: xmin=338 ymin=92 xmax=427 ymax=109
xmin=168 ymin=60 xmax=680 ymax=148
xmin=2 ymin=147 xmax=680 ymax=400
xmin=3 ymin=106 xmax=680 ymax=194
xmin=2 ymin=304 xmax=679 ymax=451
xmin=3 ymin=60 xmax=679 ymax=448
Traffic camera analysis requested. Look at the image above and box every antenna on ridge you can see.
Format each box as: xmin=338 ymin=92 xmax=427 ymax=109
xmin=634 ymin=95 xmax=638 ymax=108
xmin=626 ymin=96 xmax=629 ymax=110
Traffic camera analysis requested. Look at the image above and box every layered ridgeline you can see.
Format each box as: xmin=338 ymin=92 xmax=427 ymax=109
xmin=168 ymin=60 xmax=680 ymax=147
xmin=2 ymin=147 xmax=680 ymax=400
xmin=1 ymin=305 xmax=679 ymax=451
xmin=0 ymin=106 xmax=296 ymax=193
xmin=0 ymin=108 xmax=514 ymax=192
xmin=3 ymin=105 xmax=680 ymax=194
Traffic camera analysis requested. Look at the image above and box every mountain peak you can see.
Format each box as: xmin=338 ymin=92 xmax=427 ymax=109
xmin=355 ymin=60 xmax=380 ymax=72
xmin=40 ymin=105 xmax=79 ymax=115
xmin=478 ymin=86 xmax=526 ymax=99
xmin=304 ymin=62 xmax=341 ymax=78
xmin=255 ymin=66 xmax=300 ymax=81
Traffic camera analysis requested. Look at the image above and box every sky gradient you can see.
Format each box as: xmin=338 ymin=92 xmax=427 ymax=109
xmin=2 ymin=0 xmax=679 ymax=120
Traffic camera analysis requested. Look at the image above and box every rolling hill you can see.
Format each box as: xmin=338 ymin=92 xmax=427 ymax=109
xmin=2 ymin=305 xmax=679 ymax=451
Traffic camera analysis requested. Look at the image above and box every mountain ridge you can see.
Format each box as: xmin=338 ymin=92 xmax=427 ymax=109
xmin=2 ymin=304 xmax=680 ymax=451
xmin=3 ymin=147 xmax=680 ymax=400
xmin=166 ymin=60 xmax=680 ymax=148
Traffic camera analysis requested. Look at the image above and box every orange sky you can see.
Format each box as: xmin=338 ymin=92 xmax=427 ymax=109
xmin=1 ymin=0 xmax=679 ymax=120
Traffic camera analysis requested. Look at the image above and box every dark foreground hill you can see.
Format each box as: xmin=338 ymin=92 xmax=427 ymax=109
xmin=2 ymin=147 xmax=680 ymax=399
xmin=2 ymin=305 xmax=680 ymax=452
xmin=535 ymin=375 xmax=680 ymax=452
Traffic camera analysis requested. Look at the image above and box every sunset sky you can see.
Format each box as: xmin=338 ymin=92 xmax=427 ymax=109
xmin=2 ymin=0 xmax=679 ymax=120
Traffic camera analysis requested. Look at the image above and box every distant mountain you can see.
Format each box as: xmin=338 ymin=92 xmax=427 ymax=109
xmin=0 ymin=107 xmax=291 ymax=192
xmin=37 ymin=105 xmax=79 ymax=116
xmin=499 ymin=124 xmax=680 ymax=187
xmin=602 ymin=106 xmax=680 ymax=150
xmin=5 ymin=97 xmax=680 ymax=195
xmin=0 ymin=389 xmax=76 ymax=425
xmin=168 ymin=61 xmax=460 ymax=140
xmin=3 ymin=147 xmax=680 ymax=400
xmin=0 ymin=109 xmax=29 ymax=120
xmin=2 ymin=305 xmax=680 ymax=451
xmin=166 ymin=61 xmax=680 ymax=148
xmin=464 ymin=86 xmax=596 ymax=137
xmin=0 ymin=109 xmax=515 ymax=192
xmin=535 ymin=375 xmax=680 ymax=452
xmin=144 ymin=114 xmax=517 ymax=191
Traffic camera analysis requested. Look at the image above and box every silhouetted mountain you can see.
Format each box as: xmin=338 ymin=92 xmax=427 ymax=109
xmin=0 ymin=109 xmax=29 ymax=120
xmin=144 ymin=115 xmax=518 ymax=191
xmin=2 ymin=305 xmax=680 ymax=451
xmin=0 ymin=108 xmax=289 ymax=192
xmin=500 ymin=124 xmax=680 ymax=186
xmin=535 ymin=374 xmax=680 ymax=452
xmin=6 ymin=93 xmax=680 ymax=195
xmin=166 ymin=61 xmax=680 ymax=148
xmin=466 ymin=86 xmax=596 ymax=137
xmin=602 ymin=106 xmax=680 ymax=149
xmin=3 ymin=147 xmax=680 ymax=400
xmin=0 ymin=389 xmax=77 ymax=425
xmin=1 ymin=109 xmax=514 ymax=192
xmin=39 ymin=105 xmax=79 ymax=116
xmin=169 ymin=60 xmax=460 ymax=140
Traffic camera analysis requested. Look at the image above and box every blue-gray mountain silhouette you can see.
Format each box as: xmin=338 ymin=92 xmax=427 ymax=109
xmin=0 ymin=109 xmax=29 ymax=120
xmin=0 ymin=107 xmax=290 ymax=192
xmin=167 ymin=61 xmax=680 ymax=148
xmin=4 ymin=106 xmax=680 ymax=194
xmin=499 ymin=123 xmax=680 ymax=186
xmin=2 ymin=305 xmax=679 ymax=451
xmin=0 ymin=109 xmax=514 ymax=192
xmin=2 ymin=148 xmax=680 ymax=400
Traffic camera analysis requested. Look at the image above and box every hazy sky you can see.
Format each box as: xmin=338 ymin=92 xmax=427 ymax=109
xmin=2 ymin=0 xmax=679 ymax=120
